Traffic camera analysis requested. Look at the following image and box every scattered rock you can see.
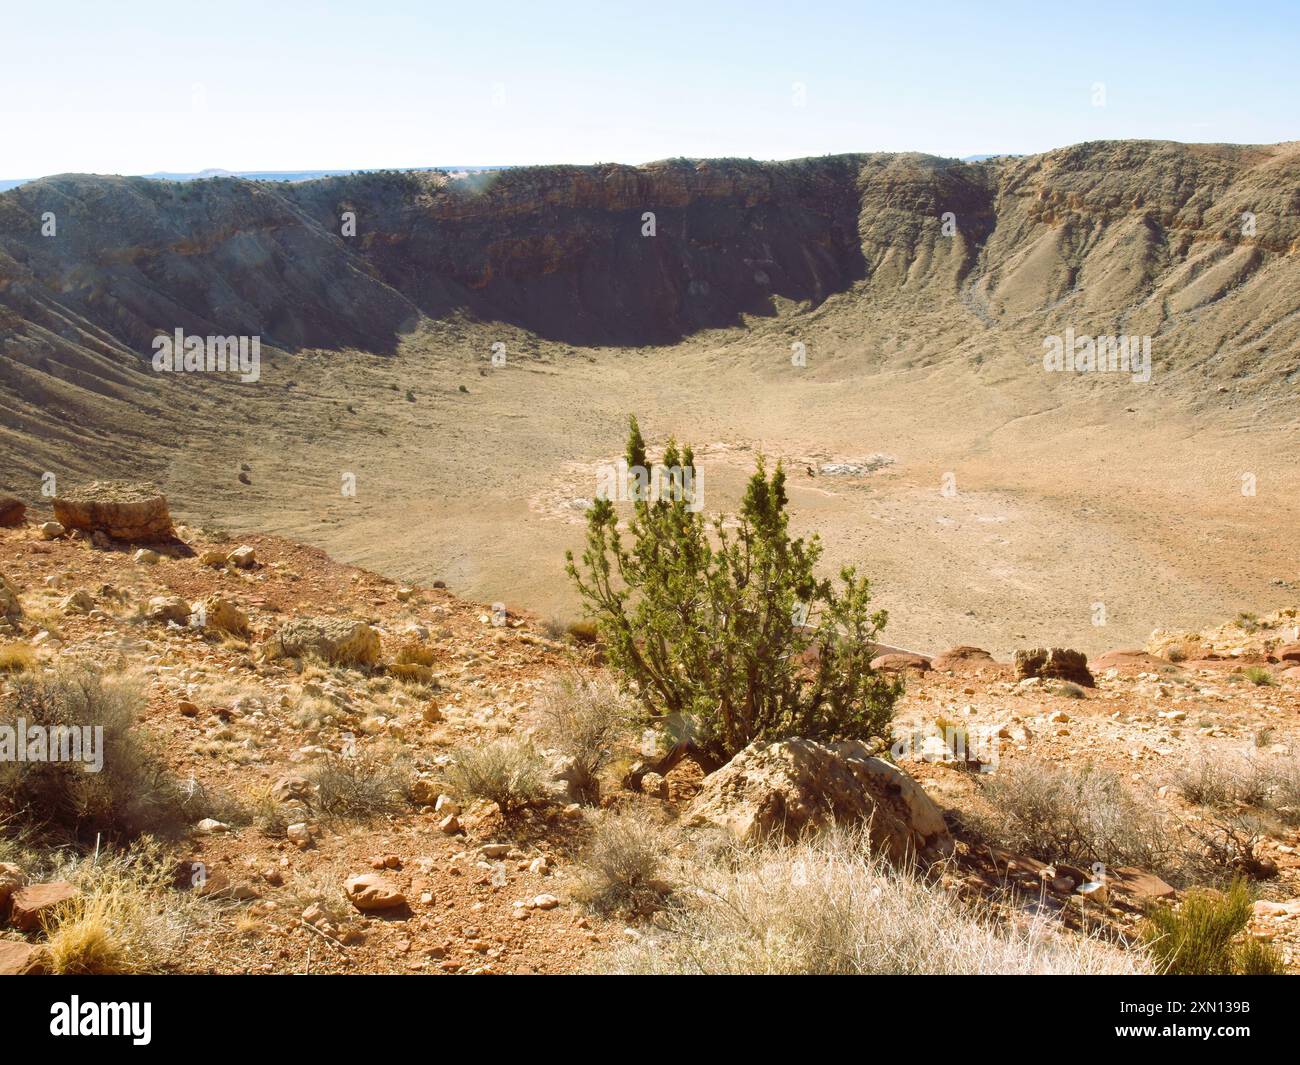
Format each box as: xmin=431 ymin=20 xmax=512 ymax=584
xmin=685 ymin=738 xmax=953 ymax=864
xmin=1014 ymin=647 xmax=1095 ymax=687
xmin=870 ymin=652 xmax=931 ymax=673
xmin=931 ymin=646 xmax=996 ymax=672
xmin=0 ymin=941 xmax=47 ymax=975
xmin=0 ymin=496 xmax=26 ymax=527
xmin=195 ymin=818 xmax=229 ymax=834
xmin=146 ymin=595 xmax=192 ymax=625
xmin=198 ymin=549 xmax=228 ymax=567
xmin=269 ymin=616 xmax=382 ymax=666
xmin=200 ymin=596 xmax=250 ymax=637
xmin=1094 ymin=649 xmax=1169 ymax=671
xmin=9 ymin=880 xmax=79 ymax=931
xmin=271 ymin=775 xmax=313 ymax=803
xmin=0 ymin=571 xmax=23 ymax=623
xmin=344 ymin=873 xmax=405 ymax=912
xmin=640 ymin=771 xmax=667 ymax=798
xmin=228 ymin=545 xmax=257 ymax=568
xmin=53 ymin=481 xmax=174 ymax=542
xmin=132 ymin=548 xmax=161 ymax=565
xmin=38 ymin=521 xmax=65 ymax=540
xmin=1109 ymin=867 xmax=1177 ymax=900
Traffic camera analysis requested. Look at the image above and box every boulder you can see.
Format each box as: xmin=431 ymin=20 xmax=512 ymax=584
xmin=1014 ymin=647 xmax=1095 ymax=687
xmin=200 ymin=596 xmax=250 ymax=637
xmin=1277 ymin=643 xmax=1300 ymax=664
xmin=0 ymin=941 xmax=47 ymax=975
xmin=270 ymin=616 xmax=382 ymax=666
xmin=227 ymin=545 xmax=257 ymax=568
xmin=685 ymin=738 xmax=953 ymax=865
xmin=870 ymin=652 xmax=931 ymax=673
xmin=0 ymin=495 xmax=25 ymax=527
xmin=0 ymin=861 xmax=24 ymax=915
xmin=53 ymin=481 xmax=174 ymax=542
xmin=60 ymin=589 xmax=95 ymax=615
xmin=1109 ymin=867 xmax=1176 ymax=901
xmin=931 ymin=645 xmax=996 ymax=672
xmin=271 ymin=774 xmax=314 ymax=803
xmin=146 ymin=595 xmax=192 ymax=625
xmin=344 ymin=873 xmax=405 ymax=912
xmin=9 ymin=880 xmax=79 ymax=931
xmin=1094 ymin=649 xmax=1169 ymax=671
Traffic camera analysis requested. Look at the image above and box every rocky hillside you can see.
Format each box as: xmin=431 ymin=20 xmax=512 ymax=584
xmin=2 ymin=491 xmax=1300 ymax=975
xmin=2 ymin=140 xmax=1298 ymax=391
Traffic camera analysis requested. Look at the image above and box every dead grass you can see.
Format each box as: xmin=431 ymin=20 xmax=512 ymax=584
xmin=0 ymin=664 xmax=220 ymax=843
xmin=596 ymin=828 xmax=1148 ymax=974
xmin=447 ymin=737 xmax=548 ymax=815
xmin=42 ymin=840 xmax=204 ymax=975
xmin=306 ymin=748 xmax=411 ymax=821
xmin=971 ymin=758 xmax=1178 ymax=877
xmin=572 ymin=808 xmax=673 ymax=916
xmin=534 ymin=675 xmax=629 ymax=802
xmin=0 ymin=641 xmax=36 ymax=673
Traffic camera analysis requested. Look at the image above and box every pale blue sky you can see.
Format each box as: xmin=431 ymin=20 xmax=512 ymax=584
xmin=2 ymin=0 xmax=1296 ymax=176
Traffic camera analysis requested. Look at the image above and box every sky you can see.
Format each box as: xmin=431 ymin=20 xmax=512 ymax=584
xmin=1 ymin=0 xmax=1296 ymax=177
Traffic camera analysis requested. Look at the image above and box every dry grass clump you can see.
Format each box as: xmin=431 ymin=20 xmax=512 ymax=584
xmin=971 ymin=758 xmax=1176 ymax=876
xmin=597 ymin=828 xmax=1148 ymax=975
xmin=0 ymin=664 xmax=217 ymax=843
xmin=0 ymin=641 xmax=36 ymax=673
xmin=447 ymin=737 xmax=548 ymax=815
xmin=306 ymin=748 xmax=410 ymax=820
xmin=387 ymin=638 xmax=438 ymax=686
xmin=43 ymin=840 xmax=202 ymax=975
xmin=1176 ymin=752 xmax=1300 ymax=828
xmin=1176 ymin=754 xmax=1272 ymax=808
xmin=573 ymin=808 xmax=673 ymax=916
xmin=1142 ymin=878 xmax=1284 ymax=975
xmin=534 ymin=675 xmax=628 ymax=802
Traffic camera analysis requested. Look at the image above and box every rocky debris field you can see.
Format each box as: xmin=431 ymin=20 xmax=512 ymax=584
xmin=1 ymin=488 xmax=1299 ymax=974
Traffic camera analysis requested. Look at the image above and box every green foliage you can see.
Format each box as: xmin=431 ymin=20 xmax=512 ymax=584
xmin=566 ymin=416 xmax=901 ymax=763
xmin=1141 ymin=879 xmax=1284 ymax=975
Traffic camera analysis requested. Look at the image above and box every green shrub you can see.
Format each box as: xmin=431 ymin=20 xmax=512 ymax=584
xmin=1142 ymin=879 xmax=1284 ymax=975
xmin=566 ymin=416 xmax=901 ymax=764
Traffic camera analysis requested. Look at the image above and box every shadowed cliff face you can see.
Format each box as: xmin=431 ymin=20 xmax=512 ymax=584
xmin=3 ymin=141 xmax=1298 ymax=359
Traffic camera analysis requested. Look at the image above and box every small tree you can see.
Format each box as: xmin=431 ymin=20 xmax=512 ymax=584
xmin=566 ymin=417 xmax=901 ymax=765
